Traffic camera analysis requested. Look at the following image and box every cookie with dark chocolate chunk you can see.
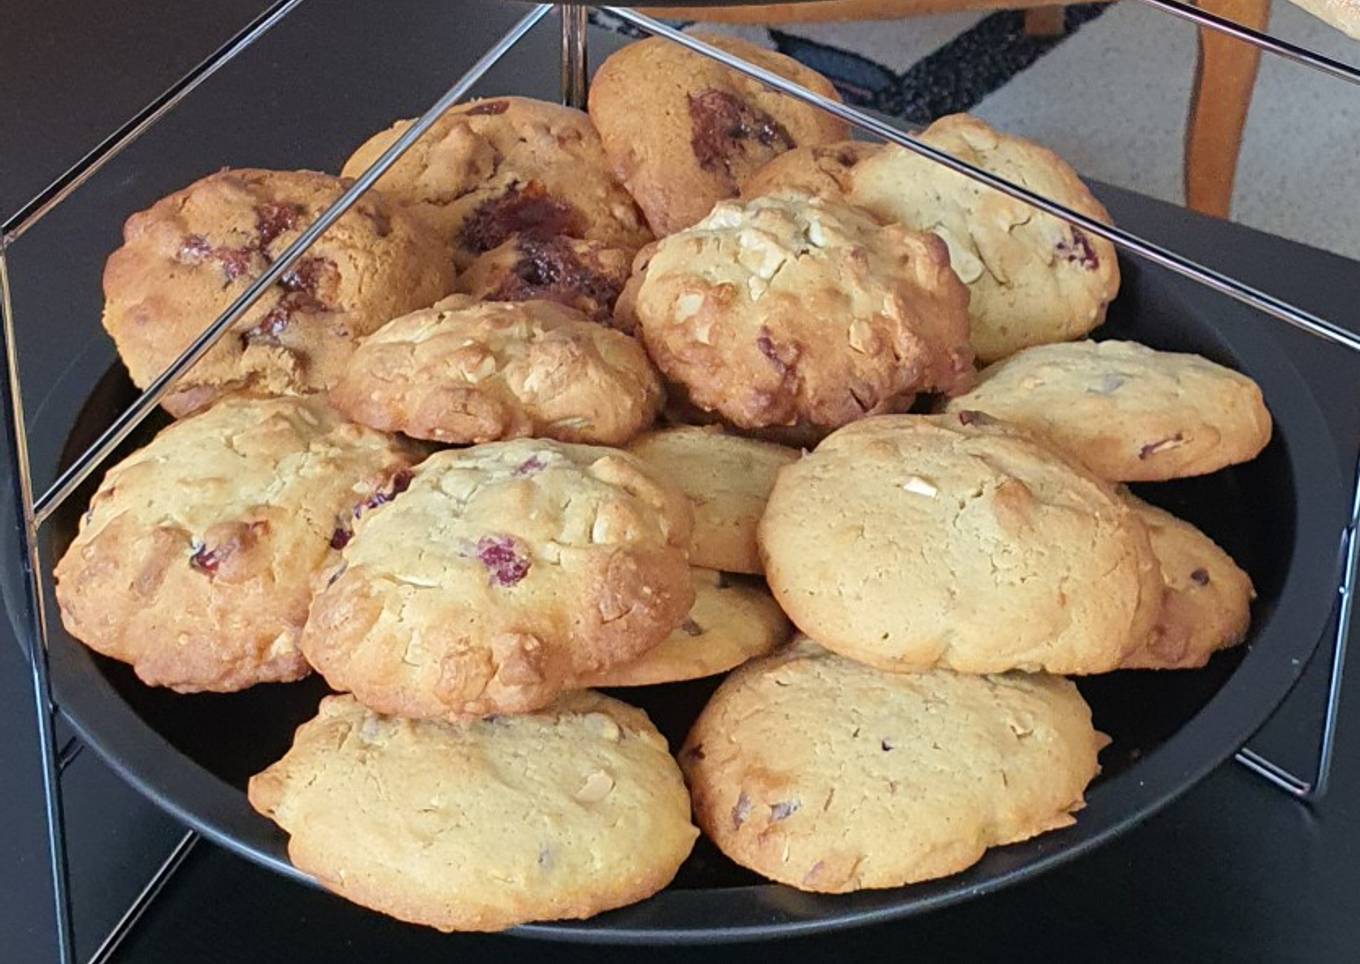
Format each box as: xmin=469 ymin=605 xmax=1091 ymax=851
xmin=457 ymin=235 xmax=632 ymax=324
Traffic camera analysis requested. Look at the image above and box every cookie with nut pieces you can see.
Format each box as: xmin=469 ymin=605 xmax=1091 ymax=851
xmin=54 ymin=395 xmax=420 ymax=692
xmin=574 ymin=568 xmax=791 ymax=687
xmin=101 ymin=168 xmax=455 ymax=416
xmin=942 ymin=339 xmax=1272 ymax=482
xmin=589 ymin=34 xmax=850 ymax=236
xmin=626 ymin=191 xmax=972 ymax=433
xmin=758 ymin=413 xmax=1164 ymax=675
xmin=342 ymin=97 xmax=651 ymax=269
xmin=329 ymin=296 xmax=663 ymax=446
xmin=850 ymin=114 xmax=1119 ymax=363
xmin=249 ymin=692 xmax=697 ymax=932
xmin=301 ymin=439 xmax=695 ymax=719
xmin=681 ymin=637 xmax=1106 ymax=893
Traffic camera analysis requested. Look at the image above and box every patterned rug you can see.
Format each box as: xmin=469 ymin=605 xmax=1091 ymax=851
xmin=589 ymin=5 xmax=1111 ymax=124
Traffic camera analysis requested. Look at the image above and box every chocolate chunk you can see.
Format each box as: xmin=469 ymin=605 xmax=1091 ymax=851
xmin=880 ymin=738 xmax=896 ymax=752
xmin=684 ymin=744 xmax=705 ymax=762
xmin=476 ymin=535 xmax=531 ymax=587
xmin=755 ymin=326 xmax=796 ymax=375
xmin=254 ymin=202 xmax=303 ymax=247
xmin=464 ymin=99 xmax=510 ymax=116
xmin=458 ymin=182 xmax=581 ymax=255
xmin=680 ymin=618 xmax=704 ymax=637
xmin=354 ymin=469 xmax=414 ymax=518
xmin=958 ymin=410 xmax=994 ymax=426
xmin=1056 ymin=227 xmax=1099 ymax=270
xmin=178 ymin=235 xmax=255 ymax=282
xmin=487 ymin=236 xmax=624 ymax=320
xmin=1190 ymin=567 xmax=1211 ymax=586
xmin=329 ymin=527 xmax=352 ymax=550
xmin=1138 ymin=433 xmax=1186 ymax=460
xmin=687 ymin=88 xmax=794 ymax=179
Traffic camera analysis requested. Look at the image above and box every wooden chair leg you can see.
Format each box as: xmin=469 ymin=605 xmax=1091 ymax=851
xmin=1024 ymin=6 xmax=1067 ymax=37
xmin=1184 ymin=0 xmax=1270 ymax=218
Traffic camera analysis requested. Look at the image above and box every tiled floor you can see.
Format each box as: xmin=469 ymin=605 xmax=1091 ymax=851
xmin=689 ymin=3 xmax=1360 ymax=260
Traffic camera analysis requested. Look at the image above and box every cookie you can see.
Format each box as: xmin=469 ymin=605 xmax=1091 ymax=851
xmin=101 ymin=168 xmax=455 ymax=417
xmin=849 ymin=114 xmax=1120 ymax=363
xmin=54 ymin=396 xmax=418 ymax=692
xmin=301 ymin=439 xmax=694 ymax=719
xmin=574 ymin=568 xmax=791 ymax=687
xmin=1120 ymin=494 xmax=1254 ymax=670
xmin=456 ymin=234 xmax=632 ymax=324
xmin=740 ymin=141 xmax=883 ymax=202
xmin=626 ymin=426 xmax=799 ymax=574
xmin=681 ymin=638 xmax=1106 ymax=893
xmin=627 ymin=192 xmax=972 ymax=433
xmin=589 ymin=34 xmax=850 ymax=236
xmin=758 ymin=413 xmax=1163 ymax=674
xmin=341 ymin=97 xmax=651 ymax=269
xmin=329 ymin=296 xmax=663 ymax=446
xmin=249 ymin=692 xmax=697 ymax=931
xmin=942 ymin=339 xmax=1273 ymax=482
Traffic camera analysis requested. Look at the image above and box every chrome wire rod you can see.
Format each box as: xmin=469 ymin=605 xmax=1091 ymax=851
xmin=1 ymin=253 xmax=74 ymax=964
xmin=1 ymin=0 xmax=305 ymax=246
xmin=1136 ymin=0 xmax=1360 ymax=88
xmin=32 ymin=3 xmax=552 ymax=527
xmin=560 ymin=4 xmax=589 ymax=109
xmin=607 ymin=8 xmax=1360 ymax=358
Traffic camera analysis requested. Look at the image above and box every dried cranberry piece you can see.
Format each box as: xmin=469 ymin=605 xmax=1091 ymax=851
xmin=189 ymin=543 xmax=221 ymax=574
xmin=475 ymin=535 xmax=531 ymax=587
xmin=355 ymin=469 xmax=413 ymax=517
xmin=1056 ymin=228 xmax=1099 ymax=270
xmin=458 ymin=182 xmax=581 ymax=255
xmin=178 ymin=235 xmax=254 ymax=282
xmin=755 ymin=326 xmax=797 ymax=375
xmin=687 ymin=88 xmax=794 ymax=178
xmin=241 ymin=307 xmax=290 ymax=346
xmin=513 ymin=454 xmax=546 ymax=477
xmin=464 ymin=99 xmax=509 ymax=116
xmin=329 ymin=527 xmax=352 ymax=550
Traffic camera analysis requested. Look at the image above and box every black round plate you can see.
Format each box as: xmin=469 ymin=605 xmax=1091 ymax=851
xmin=28 ymin=254 xmax=1347 ymax=943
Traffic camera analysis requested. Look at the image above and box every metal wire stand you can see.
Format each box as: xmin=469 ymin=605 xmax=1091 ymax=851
xmin=3 ymin=2 xmax=1356 ymax=960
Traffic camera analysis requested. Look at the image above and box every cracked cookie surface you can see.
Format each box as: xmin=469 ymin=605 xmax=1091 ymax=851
xmin=626 ymin=425 xmax=799 ymax=573
xmin=341 ymin=97 xmax=651 ymax=269
xmin=850 ymin=114 xmax=1119 ymax=363
xmin=1119 ymin=493 xmax=1254 ymax=670
xmin=330 ymin=296 xmax=663 ymax=446
xmin=101 ymin=168 xmax=456 ymax=416
xmin=249 ymin=691 xmax=697 ymax=931
xmin=625 ymin=192 xmax=972 ymax=433
xmin=758 ymin=413 xmax=1163 ymax=674
xmin=589 ymin=35 xmax=849 ymax=236
xmin=943 ymin=339 xmax=1272 ymax=481
xmin=301 ymin=439 xmax=694 ymax=719
xmin=681 ymin=637 xmax=1106 ymax=893
xmin=54 ymin=395 xmax=420 ymax=691
xmin=573 ymin=568 xmax=791 ymax=687
xmin=741 ymin=140 xmax=883 ymax=202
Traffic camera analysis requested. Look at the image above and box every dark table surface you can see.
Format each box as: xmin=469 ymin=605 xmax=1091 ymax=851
xmin=3 ymin=2 xmax=1359 ymax=962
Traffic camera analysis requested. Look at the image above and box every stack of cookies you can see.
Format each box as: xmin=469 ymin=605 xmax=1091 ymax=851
xmin=56 ymin=32 xmax=1271 ymax=930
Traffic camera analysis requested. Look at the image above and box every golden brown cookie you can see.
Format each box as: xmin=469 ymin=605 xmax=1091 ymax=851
xmin=329 ymin=296 xmax=663 ymax=446
xmin=681 ymin=638 xmax=1106 ymax=893
xmin=301 ymin=439 xmax=695 ymax=719
xmin=626 ymin=425 xmax=799 ymax=574
xmin=341 ymin=97 xmax=651 ymax=269
xmin=942 ymin=339 xmax=1273 ymax=482
xmin=740 ymin=141 xmax=883 ymax=201
xmin=574 ymin=568 xmax=791 ymax=687
xmin=456 ymin=234 xmax=632 ymax=324
xmin=627 ymin=192 xmax=972 ymax=433
xmin=249 ymin=692 xmax=697 ymax=932
xmin=850 ymin=114 xmax=1120 ymax=363
xmin=758 ymin=413 xmax=1164 ymax=674
xmin=101 ymin=168 xmax=455 ymax=417
xmin=1120 ymin=494 xmax=1255 ymax=670
xmin=54 ymin=396 xmax=419 ymax=692
xmin=588 ymin=34 xmax=850 ymax=236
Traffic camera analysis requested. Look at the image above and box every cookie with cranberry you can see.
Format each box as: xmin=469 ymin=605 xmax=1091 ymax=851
xmin=626 ymin=426 xmax=799 ymax=574
xmin=740 ymin=141 xmax=883 ymax=202
xmin=301 ymin=439 xmax=694 ymax=719
xmin=341 ymin=97 xmax=651 ymax=269
xmin=456 ymin=235 xmax=632 ymax=324
xmin=942 ymin=339 xmax=1272 ymax=481
xmin=681 ymin=637 xmax=1106 ymax=893
xmin=1120 ymin=494 xmax=1254 ymax=670
xmin=53 ymin=396 xmax=419 ymax=692
xmin=758 ymin=413 xmax=1163 ymax=675
xmin=627 ymin=192 xmax=972 ymax=433
xmin=329 ymin=296 xmax=662 ymax=446
xmin=249 ymin=691 xmax=697 ymax=932
xmin=101 ymin=168 xmax=455 ymax=417
xmin=574 ymin=568 xmax=791 ymax=687
xmin=850 ymin=114 xmax=1119 ymax=363
xmin=589 ymin=34 xmax=850 ymax=236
